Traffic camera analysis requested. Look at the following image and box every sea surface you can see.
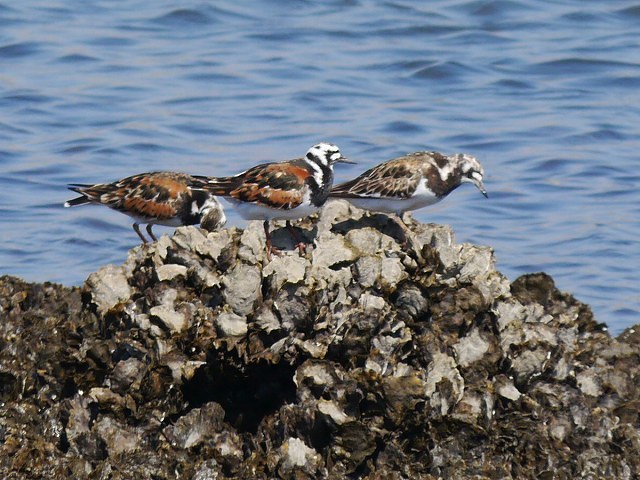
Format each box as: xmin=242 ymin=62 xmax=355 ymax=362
xmin=1 ymin=1 xmax=638 ymax=334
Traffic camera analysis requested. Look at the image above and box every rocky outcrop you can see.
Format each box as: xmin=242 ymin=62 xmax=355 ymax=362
xmin=1 ymin=200 xmax=639 ymax=479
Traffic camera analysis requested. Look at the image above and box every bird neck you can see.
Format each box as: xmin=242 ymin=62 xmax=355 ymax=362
xmin=423 ymin=161 xmax=465 ymax=198
xmin=305 ymin=158 xmax=334 ymax=206
xmin=305 ymin=157 xmax=333 ymax=185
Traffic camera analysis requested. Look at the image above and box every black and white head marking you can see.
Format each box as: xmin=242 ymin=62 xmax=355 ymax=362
xmin=304 ymin=143 xmax=332 ymax=189
xmin=457 ymin=154 xmax=487 ymax=197
xmin=304 ymin=142 xmax=351 ymax=206
xmin=305 ymin=142 xmax=343 ymax=168
xmin=305 ymin=143 xmax=344 ymax=185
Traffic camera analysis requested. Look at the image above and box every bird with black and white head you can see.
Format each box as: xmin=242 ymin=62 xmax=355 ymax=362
xmin=204 ymin=142 xmax=353 ymax=259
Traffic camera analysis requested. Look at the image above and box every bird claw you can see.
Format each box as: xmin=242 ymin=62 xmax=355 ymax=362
xmin=294 ymin=242 xmax=307 ymax=256
xmin=266 ymin=244 xmax=284 ymax=261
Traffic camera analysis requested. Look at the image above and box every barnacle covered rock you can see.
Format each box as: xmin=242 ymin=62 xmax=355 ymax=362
xmin=0 ymin=201 xmax=638 ymax=479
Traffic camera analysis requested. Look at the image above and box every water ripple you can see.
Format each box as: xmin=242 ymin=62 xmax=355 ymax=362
xmin=56 ymin=53 xmax=99 ymax=63
xmin=153 ymin=8 xmax=215 ymax=26
xmin=465 ymin=0 xmax=537 ymax=17
xmin=411 ymin=61 xmax=475 ymax=81
xmin=0 ymin=42 xmax=41 ymax=58
xmin=531 ymin=57 xmax=640 ymax=74
xmin=617 ymin=5 xmax=640 ymax=17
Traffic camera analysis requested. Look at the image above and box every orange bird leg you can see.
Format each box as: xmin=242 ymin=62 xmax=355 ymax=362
xmin=286 ymin=220 xmax=306 ymax=256
xmin=263 ymin=220 xmax=282 ymax=261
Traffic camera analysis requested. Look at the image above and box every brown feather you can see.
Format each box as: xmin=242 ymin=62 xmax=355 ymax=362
xmin=332 ymin=155 xmax=425 ymax=198
xmin=68 ymin=172 xmax=197 ymax=220
xmin=208 ymin=161 xmax=310 ymax=210
xmin=136 ymin=173 xmax=190 ymax=197
xmin=122 ymin=196 xmax=178 ymax=219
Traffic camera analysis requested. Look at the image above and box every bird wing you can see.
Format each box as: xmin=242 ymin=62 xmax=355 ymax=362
xmin=331 ymin=157 xmax=422 ymax=199
xmin=67 ymin=172 xmax=191 ymax=220
xmin=206 ymin=162 xmax=310 ymax=210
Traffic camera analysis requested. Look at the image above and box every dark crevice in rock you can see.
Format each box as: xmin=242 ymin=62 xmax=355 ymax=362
xmin=332 ymin=213 xmax=404 ymax=241
xmin=328 ymin=259 xmax=356 ymax=271
xmin=0 ymin=372 xmax=18 ymax=402
xmin=182 ymin=354 xmax=297 ymax=433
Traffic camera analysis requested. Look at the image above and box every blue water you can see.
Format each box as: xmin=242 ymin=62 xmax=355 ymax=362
xmin=0 ymin=1 xmax=638 ymax=334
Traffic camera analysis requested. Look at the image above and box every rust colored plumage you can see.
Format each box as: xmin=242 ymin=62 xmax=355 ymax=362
xmin=65 ymin=171 xmax=225 ymax=243
xmin=121 ymin=195 xmax=177 ymax=220
xmin=69 ymin=171 xmax=194 ymax=219
xmin=208 ymin=161 xmax=311 ymax=210
xmin=202 ymin=142 xmax=349 ymax=260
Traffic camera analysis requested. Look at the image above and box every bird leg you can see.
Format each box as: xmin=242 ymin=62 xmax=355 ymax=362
xmin=388 ymin=214 xmax=410 ymax=249
xmin=263 ymin=220 xmax=282 ymax=261
xmin=133 ymin=223 xmax=148 ymax=244
xmin=146 ymin=224 xmax=158 ymax=242
xmin=393 ymin=214 xmax=422 ymax=260
xmin=286 ymin=220 xmax=307 ymax=256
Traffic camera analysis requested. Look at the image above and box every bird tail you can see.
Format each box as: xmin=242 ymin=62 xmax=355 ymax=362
xmin=191 ymin=175 xmax=236 ymax=197
xmin=63 ymin=184 xmax=94 ymax=207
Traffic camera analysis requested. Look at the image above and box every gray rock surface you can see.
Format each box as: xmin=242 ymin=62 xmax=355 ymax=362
xmin=150 ymin=304 xmax=188 ymax=332
xmin=215 ymin=311 xmax=248 ymax=337
xmin=1 ymin=204 xmax=639 ymax=479
xmin=222 ymin=263 xmax=262 ymax=316
xmin=156 ymin=264 xmax=188 ymax=282
xmin=85 ymin=264 xmax=132 ymax=314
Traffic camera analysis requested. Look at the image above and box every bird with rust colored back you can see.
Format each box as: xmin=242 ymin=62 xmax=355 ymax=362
xmin=64 ymin=171 xmax=226 ymax=243
xmin=204 ymin=142 xmax=353 ymax=259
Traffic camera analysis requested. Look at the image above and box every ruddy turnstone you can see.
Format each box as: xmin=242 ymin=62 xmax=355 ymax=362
xmin=64 ymin=171 xmax=226 ymax=243
xmin=330 ymin=151 xmax=487 ymax=245
xmin=204 ymin=142 xmax=352 ymax=259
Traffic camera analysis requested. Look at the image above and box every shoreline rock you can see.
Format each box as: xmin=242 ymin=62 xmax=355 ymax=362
xmin=1 ymin=200 xmax=638 ymax=479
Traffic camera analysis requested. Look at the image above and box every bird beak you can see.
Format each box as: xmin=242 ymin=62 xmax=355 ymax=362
xmin=335 ymin=156 xmax=355 ymax=164
xmin=475 ymin=180 xmax=488 ymax=198
xmin=466 ymin=171 xmax=488 ymax=198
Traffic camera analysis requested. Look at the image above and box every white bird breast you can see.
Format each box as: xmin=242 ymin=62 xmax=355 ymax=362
xmin=224 ymin=195 xmax=320 ymax=221
xmin=341 ymin=178 xmax=440 ymax=214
